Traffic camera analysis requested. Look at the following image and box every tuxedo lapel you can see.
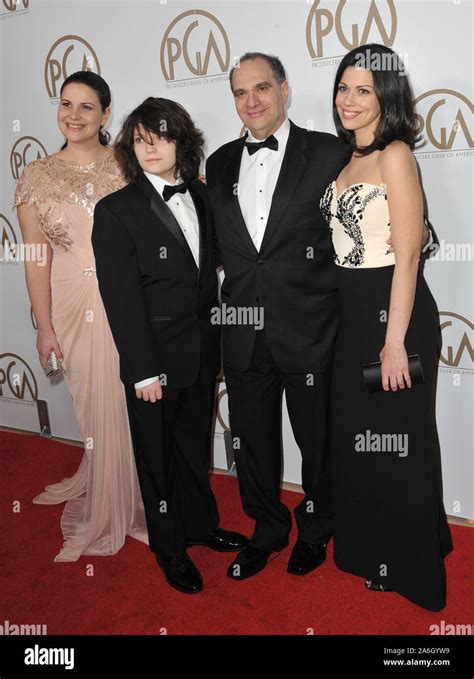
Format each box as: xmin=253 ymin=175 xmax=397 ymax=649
xmin=259 ymin=121 xmax=311 ymax=253
xmin=188 ymin=179 xmax=207 ymax=277
xmin=136 ymin=173 xmax=197 ymax=268
xmin=150 ymin=192 xmax=192 ymax=256
xmin=222 ymin=138 xmax=259 ymax=256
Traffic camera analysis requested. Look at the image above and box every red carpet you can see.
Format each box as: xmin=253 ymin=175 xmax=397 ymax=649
xmin=1 ymin=430 xmax=472 ymax=635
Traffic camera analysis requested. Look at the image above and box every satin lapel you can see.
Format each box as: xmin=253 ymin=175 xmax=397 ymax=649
xmin=259 ymin=122 xmax=311 ymax=253
xmin=188 ymin=180 xmax=206 ymax=278
xmin=222 ymin=138 xmax=259 ymax=256
xmin=150 ymin=192 xmax=192 ymax=254
xmin=136 ymin=174 xmax=196 ymax=264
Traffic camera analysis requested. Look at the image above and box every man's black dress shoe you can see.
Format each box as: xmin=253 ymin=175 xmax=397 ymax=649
xmin=364 ymin=579 xmax=393 ymax=592
xmin=187 ymin=527 xmax=248 ymax=552
xmin=227 ymin=536 xmax=289 ymax=580
xmin=287 ymin=535 xmax=331 ymax=575
xmin=156 ymin=551 xmax=203 ymax=594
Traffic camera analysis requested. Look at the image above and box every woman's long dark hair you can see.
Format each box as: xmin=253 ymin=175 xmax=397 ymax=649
xmin=114 ymin=97 xmax=204 ymax=183
xmin=333 ymin=43 xmax=420 ymax=156
xmin=59 ymin=71 xmax=111 ymax=150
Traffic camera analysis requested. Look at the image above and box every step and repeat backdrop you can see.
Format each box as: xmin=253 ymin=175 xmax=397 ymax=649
xmin=1 ymin=0 xmax=472 ymax=518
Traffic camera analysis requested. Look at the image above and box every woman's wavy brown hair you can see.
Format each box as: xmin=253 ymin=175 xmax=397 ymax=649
xmin=114 ymin=97 xmax=204 ymax=183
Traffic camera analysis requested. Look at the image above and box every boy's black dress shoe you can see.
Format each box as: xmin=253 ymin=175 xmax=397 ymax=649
xmin=227 ymin=536 xmax=289 ymax=580
xmin=156 ymin=551 xmax=203 ymax=594
xmin=187 ymin=527 xmax=248 ymax=552
xmin=287 ymin=534 xmax=332 ymax=575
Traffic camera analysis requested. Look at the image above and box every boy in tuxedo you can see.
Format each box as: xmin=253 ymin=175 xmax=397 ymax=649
xmin=92 ymin=97 xmax=247 ymax=594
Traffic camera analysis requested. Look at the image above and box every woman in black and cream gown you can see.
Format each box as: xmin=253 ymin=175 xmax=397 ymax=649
xmin=320 ymin=44 xmax=452 ymax=611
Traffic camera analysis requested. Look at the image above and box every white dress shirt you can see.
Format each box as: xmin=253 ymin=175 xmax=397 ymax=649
xmin=238 ymin=116 xmax=290 ymax=251
xmin=144 ymin=172 xmax=200 ymax=266
xmin=134 ymin=172 xmax=200 ymax=390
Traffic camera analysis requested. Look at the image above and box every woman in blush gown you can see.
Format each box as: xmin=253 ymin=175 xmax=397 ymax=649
xmin=320 ymin=44 xmax=452 ymax=611
xmin=14 ymin=71 xmax=148 ymax=561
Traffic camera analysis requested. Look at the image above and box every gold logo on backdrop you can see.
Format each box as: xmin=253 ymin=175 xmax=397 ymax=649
xmin=161 ymin=9 xmax=230 ymax=82
xmin=1 ymin=214 xmax=18 ymax=247
xmin=44 ymin=35 xmax=100 ymax=99
xmin=3 ymin=0 xmax=29 ymax=11
xmin=439 ymin=312 xmax=473 ymax=370
xmin=10 ymin=137 xmax=47 ymax=180
xmin=0 ymin=353 xmax=38 ymax=401
xmin=306 ymin=0 xmax=397 ymax=60
xmin=415 ymin=90 xmax=473 ymax=151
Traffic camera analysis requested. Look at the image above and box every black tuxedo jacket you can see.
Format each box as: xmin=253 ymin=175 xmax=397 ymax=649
xmin=91 ymin=173 xmax=221 ymax=389
xmin=206 ymin=120 xmax=350 ymax=373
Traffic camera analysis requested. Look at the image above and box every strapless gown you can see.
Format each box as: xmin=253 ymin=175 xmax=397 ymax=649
xmin=320 ymin=180 xmax=452 ymax=611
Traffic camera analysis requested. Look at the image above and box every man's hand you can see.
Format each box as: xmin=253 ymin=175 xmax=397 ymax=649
xmin=386 ymin=221 xmax=430 ymax=254
xmin=135 ymin=379 xmax=163 ymax=402
xmin=421 ymin=220 xmax=430 ymax=248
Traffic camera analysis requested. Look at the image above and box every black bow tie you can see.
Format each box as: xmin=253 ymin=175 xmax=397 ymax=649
xmin=244 ymin=135 xmax=279 ymax=155
xmin=162 ymin=181 xmax=189 ymax=202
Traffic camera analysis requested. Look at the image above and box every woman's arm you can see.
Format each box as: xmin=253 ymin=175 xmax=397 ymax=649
xmin=16 ymin=203 xmax=62 ymax=369
xmin=379 ymin=141 xmax=424 ymax=391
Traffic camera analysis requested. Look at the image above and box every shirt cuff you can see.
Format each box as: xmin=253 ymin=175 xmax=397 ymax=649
xmin=134 ymin=376 xmax=159 ymax=389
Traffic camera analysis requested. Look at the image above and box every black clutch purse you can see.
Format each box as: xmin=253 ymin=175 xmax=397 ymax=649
xmin=362 ymin=354 xmax=425 ymax=393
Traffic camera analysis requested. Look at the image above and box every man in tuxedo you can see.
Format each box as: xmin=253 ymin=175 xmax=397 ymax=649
xmin=92 ymin=97 xmax=247 ymax=594
xmin=205 ymin=53 xmax=351 ymax=581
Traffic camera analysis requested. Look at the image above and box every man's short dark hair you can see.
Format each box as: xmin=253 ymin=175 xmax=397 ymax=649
xmin=229 ymin=53 xmax=287 ymax=91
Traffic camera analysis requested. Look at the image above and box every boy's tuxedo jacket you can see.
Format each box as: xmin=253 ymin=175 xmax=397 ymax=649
xmin=91 ymin=173 xmax=221 ymax=389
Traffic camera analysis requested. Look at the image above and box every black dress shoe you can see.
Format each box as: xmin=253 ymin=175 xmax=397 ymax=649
xmin=187 ymin=527 xmax=249 ymax=552
xmin=156 ymin=551 xmax=203 ymax=594
xmin=227 ymin=536 xmax=289 ymax=580
xmin=287 ymin=535 xmax=331 ymax=575
xmin=364 ymin=579 xmax=393 ymax=592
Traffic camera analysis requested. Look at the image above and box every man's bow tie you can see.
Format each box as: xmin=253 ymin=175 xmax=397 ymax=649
xmin=244 ymin=134 xmax=279 ymax=156
xmin=163 ymin=181 xmax=190 ymax=202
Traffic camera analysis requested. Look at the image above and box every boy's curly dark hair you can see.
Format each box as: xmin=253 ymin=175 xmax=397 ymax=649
xmin=114 ymin=97 xmax=204 ymax=183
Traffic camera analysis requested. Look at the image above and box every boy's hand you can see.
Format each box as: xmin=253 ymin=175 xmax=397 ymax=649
xmin=135 ymin=379 xmax=163 ymax=402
